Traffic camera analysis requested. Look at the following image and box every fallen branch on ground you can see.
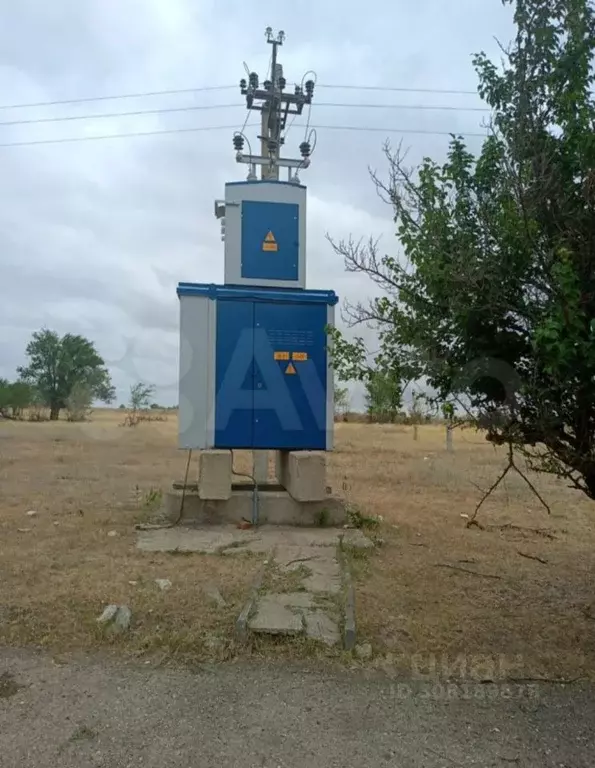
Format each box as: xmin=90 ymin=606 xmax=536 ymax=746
xmin=434 ymin=563 xmax=503 ymax=580
xmin=466 ymin=443 xmax=551 ymax=529
xmin=491 ymin=523 xmax=557 ymax=540
xmin=517 ymin=551 xmax=549 ymax=565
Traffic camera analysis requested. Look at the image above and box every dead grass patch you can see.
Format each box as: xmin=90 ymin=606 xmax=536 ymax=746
xmin=1 ymin=413 xmax=595 ymax=677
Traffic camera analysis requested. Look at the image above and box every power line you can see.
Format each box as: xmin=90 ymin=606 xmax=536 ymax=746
xmin=0 ymin=82 xmax=481 ymax=112
xmin=0 ymin=101 xmax=490 ymax=129
xmin=0 ymin=103 xmax=243 ymax=127
xmin=317 ymin=83 xmax=478 ymax=96
xmin=0 ymin=122 xmax=487 ymax=149
xmin=0 ymin=84 xmax=237 ymax=111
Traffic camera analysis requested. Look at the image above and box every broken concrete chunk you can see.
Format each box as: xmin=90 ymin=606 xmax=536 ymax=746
xmin=97 ymin=604 xmax=119 ymax=624
xmin=96 ymin=604 xmax=131 ymax=633
xmin=155 ymin=578 xmax=172 ymax=591
xmin=249 ymin=595 xmax=304 ymax=635
xmin=304 ymin=610 xmax=340 ymax=646
xmin=202 ymin=584 xmax=226 ymax=607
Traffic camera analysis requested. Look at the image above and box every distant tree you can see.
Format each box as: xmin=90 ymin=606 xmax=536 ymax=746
xmin=334 ymin=385 xmax=350 ymax=418
xmin=129 ymin=382 xmax=156 ymax=411
xmin=0 ymin=379 xmax=36 ymax=419
xmin=365 ymin=370 xmax=402 ymax=423
xmin=18 ymin=329 xmax=114 ymax=421
xmin=65 ymin=381 xmax=93 ymax=422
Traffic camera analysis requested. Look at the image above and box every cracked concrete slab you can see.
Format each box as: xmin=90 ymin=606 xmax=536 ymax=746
xmin=137 ymin=525 xmax=371 ymax=554
xmin=275 ymin=546 xmax=342 ymax=594
xmin=136 ymin=525 xmax=368 ymax=649
xmin=304 ymin=610 xmax=341 ymax=646
xmin=248 ymin=595 xmax=305 ymax=635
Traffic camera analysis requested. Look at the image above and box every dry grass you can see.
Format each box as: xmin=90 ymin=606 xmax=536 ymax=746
xmin=0 ymin=410 xmax=260 ymax=661
xmin=333 ymin=422 xmax=595 ymax=681
xmin=1 ymin=411 xmax=595 ymax=677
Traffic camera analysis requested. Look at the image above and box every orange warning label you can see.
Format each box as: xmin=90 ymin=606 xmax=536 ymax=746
xmin=262 ymin=231 xmax=278 ymax=252
xmin=292 ymin=352 xmax=308 ymax=361
xmin=285 ymin=362 xmax=297 ymax=375
xmin=274 ymin=351 xmax=290 ymax=361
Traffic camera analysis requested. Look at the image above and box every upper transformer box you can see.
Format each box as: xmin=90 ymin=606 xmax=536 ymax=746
xmin=219 ymin=180 xmax=306 ymax=289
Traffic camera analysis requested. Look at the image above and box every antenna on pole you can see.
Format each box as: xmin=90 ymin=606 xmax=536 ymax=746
xmin=234 ymin=28 xmax=315 ymax=183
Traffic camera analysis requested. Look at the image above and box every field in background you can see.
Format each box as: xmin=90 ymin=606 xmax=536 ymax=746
xmin=1 ymin=408 xmax=595 ymax=677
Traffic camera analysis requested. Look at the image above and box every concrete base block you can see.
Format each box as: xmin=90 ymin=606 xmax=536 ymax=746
xmin=276 ymin=450 xmax=326 ymax=502
xmin=198 ymin=450 xmax=232 ymax=500
xmin=162 ymin=486 xmax=346 ymax=527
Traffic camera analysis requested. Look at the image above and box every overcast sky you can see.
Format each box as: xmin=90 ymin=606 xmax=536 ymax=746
xmin=0 ymin=0 xmax=514 ymax=409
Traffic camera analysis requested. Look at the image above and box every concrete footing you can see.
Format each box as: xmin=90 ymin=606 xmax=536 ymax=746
xmin=162 ymin=485 xmax=346 ymax=527
xmin=167 ymin=449 xmax=334 ymax=527
xmin=275 ymin=450 xmax=326 ymax=502
xmin=198 ymin=450 xmax=232 ymax=500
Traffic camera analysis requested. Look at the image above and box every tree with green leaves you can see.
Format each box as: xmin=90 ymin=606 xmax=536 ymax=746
xmin=364 ymin=370 xmax=403 ymax=423
xmin=0 ymin=379 xmax=36 ymax=419
xmin=330 ymin=0 xmax=595 ymax=498
xmin=65 ymin=381 xmax=93 ymax=422
xmin=334 ymin=385 xmax=350 ymax=418
xmin=18 ymin=329 xmax=115 ymax=420
xmin=129 ymin=382 xmax=156 ymax=411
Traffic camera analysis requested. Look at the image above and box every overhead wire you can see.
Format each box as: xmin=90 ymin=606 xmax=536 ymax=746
xmin=317 ymin=83 xmax=478 ymax=95
xmin=0 ymin=101 xmax=490 ymax=129
xmin=0 ymin=122 xmax=487 ymax=148
xmin=0 ymin=84 xmax=237 ymax=111
xmin=0 ymin=82 xmax=482 ymax=112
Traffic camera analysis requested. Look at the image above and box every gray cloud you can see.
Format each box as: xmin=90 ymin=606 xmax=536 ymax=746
xmin=0 ymin=0 xmax=514 ymax=407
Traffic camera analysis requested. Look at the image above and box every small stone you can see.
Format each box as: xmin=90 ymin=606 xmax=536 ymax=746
xmin=26 ymin=510 xmax=37 ymax=517
xmin=53 ymin=521 xmax=60 ymax=526
xmin=355 ymin=642 xmax=373 ymax=660
xmin=17 ymin=528 xmax=32 ymax=533
xmin=202 ymin=584 xmax=226 ymax=607
xmin=96 ymin=604 xmax=119 ymax=625
xmin=113 ymin=605 xmax=132 ymax=632
xmin=155 ymin=578 xmax=172 ymax=591
xmin=96 ymin=604 xmax=131 ymax=633
xmin=107 ymin=530 xmax=118 ymax=537
xmin=128 ymin=580 xmax=138 ymax=586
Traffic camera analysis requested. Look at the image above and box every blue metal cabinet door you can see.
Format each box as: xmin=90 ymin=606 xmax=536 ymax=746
xmin=253 ymin=301 xmax=327 ymax=450
xmin=214 ymin=299 xmax=255 ymax=448
xmin=241 ymin=201 xmax=299 ymax=281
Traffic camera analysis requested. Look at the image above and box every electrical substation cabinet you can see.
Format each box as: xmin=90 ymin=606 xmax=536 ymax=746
xmin=177 ymin=283 xmax=337 ymax=452
xmin=222 ymin=181 xmax=307 ymax=289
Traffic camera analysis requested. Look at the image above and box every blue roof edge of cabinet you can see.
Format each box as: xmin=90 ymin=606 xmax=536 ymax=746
xmin=176 ymin=282 xmax=338 ymax=305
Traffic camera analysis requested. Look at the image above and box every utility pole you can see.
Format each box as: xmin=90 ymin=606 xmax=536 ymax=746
xmin=234 ymin=27 xmax=315 ymax=184
xmin=230 ymin=28 xmax=317 ymax=486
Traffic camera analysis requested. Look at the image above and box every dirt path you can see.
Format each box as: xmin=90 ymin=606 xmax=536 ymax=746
xmin=0 ymin=648 xmax=592 ymax=767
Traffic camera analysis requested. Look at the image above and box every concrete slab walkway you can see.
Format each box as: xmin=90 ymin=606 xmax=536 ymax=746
xmin=136 ymin=525 xmax=372 ymax=648
xmin=248 ymin=543 xmax=345 ymax=646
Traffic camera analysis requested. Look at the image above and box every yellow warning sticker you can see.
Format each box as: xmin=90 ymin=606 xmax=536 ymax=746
xmin=292 ymin=352 xmax=308 ymax=361
xmin=262 ymin=231 xmax=278 ymax=252
xmin=274 ymin=351 xmax=290 ymax=361
xmin=285 ymin=362 xmax=297 ymax=375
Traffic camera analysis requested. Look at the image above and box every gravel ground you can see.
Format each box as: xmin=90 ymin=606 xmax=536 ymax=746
xmin=0 ymin=648 xmax=593 ymax=767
